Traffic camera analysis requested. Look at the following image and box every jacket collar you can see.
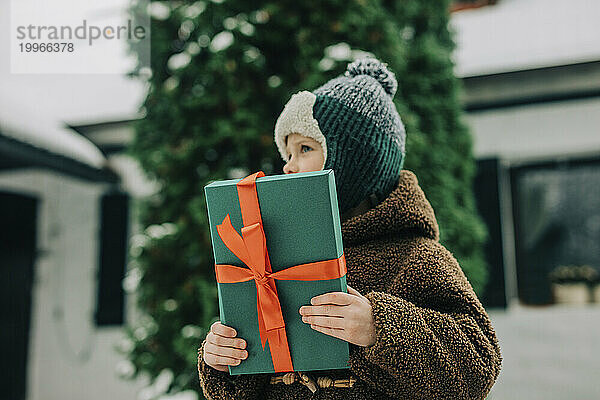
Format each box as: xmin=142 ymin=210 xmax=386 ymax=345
xmin=341 ymin=170 xmax=439 ymax=246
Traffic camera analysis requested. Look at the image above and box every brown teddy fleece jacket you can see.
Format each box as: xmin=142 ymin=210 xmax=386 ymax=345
xmin=198 ymin=170 xmax=502 ymax=399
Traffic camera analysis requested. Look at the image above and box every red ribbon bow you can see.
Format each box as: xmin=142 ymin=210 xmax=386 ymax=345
xmin=215 ymin=171 xmax=346 ymax=372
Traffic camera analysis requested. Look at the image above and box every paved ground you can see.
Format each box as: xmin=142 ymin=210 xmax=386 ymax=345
xmin=485 ymin=304 xmax=600 ymax=399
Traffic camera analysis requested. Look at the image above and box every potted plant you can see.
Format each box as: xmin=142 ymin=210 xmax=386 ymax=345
xmin=548 ymin=265 xmax=598 ymax=305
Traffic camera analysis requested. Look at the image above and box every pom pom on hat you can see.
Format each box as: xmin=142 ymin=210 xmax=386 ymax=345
xmin=345 ymin=58 xmax=398 ymax=98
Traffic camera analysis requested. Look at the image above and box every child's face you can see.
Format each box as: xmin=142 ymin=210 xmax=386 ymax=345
xmin=283 ymin=133 xmax=324 ymax=174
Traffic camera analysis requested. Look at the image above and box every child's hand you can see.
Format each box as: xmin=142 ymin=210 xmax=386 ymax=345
xmin=203 ymin=322 xmax=248 ymax=372
xmin=299 ymin=285 xmax=376 ymax=347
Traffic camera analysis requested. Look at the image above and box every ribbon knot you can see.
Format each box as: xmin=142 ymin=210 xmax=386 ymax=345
xmin=255 ymin=273 xmax=271 ymax=286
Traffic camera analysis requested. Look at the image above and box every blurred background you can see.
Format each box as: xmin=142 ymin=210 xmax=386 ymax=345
xmin=1 ymin=0 xmax=599 ymax=399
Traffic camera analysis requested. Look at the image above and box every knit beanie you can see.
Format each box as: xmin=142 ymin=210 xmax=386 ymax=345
xmin=274 ymin=57 xmax=406 ymax=215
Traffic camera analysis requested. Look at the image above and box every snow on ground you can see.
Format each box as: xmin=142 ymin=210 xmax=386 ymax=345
xmin=487 ymin=304 xmax=600 ymax=399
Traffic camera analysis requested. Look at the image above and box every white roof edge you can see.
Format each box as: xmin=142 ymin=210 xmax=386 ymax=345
xmin=0 ymin=95 xmax=106 ymax=169
xmin=66 ymin=112 xmax=145 ymax=129
xmin=454 ymin=56 xmax=600 ymax=78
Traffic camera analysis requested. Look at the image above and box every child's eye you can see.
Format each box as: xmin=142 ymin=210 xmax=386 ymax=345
xmin=301 ymin=145 xmax=312 ymax=153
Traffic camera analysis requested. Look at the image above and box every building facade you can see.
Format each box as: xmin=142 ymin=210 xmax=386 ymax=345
xmin=453 ymin=0 xmax=600 ymax=308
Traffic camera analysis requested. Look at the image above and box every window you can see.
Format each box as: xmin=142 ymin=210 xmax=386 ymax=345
xmin=95 ymin=190 xmax=129 ymax=326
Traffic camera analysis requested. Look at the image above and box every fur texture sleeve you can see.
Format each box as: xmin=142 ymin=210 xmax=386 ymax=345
xmin=197 ymin=340 xmax=271 ymax=400
xmin=348 ymin=239 xmax=502 ymax=400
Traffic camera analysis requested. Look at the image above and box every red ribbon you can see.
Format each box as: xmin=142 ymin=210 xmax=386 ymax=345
xmin=215 ymin=171 xmax=347 ymax=372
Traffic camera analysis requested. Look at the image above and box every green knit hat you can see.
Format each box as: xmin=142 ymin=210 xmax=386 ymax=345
xmin=274 ymin=57 xmax=406 ymax=214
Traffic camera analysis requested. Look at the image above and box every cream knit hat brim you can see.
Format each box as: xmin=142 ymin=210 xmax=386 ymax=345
xmin=273 ymin=90 xmax=327 ymax=165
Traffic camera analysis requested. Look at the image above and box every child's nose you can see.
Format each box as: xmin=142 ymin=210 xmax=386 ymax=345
xmin=283 ymin=159 xmax=298 ymax=174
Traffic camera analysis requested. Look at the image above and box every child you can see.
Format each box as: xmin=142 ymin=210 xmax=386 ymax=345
xmin=198 ymin=58 xmax=502 ymax=399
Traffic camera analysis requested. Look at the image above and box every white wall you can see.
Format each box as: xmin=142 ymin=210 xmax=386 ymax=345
xmin=0 ymin=169 xmax=147 ymax=400
xmin=466 ymin=97 xmax=600 ymax=163
xmin=451 ymin=0 xmax=600 ymax=77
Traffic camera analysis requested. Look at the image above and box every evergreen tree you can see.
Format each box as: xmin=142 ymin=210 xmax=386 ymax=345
xmin=382 ymin=1 xmax=489 ymax=290
xmin=124 ymin=0 xmax=487 ymax=397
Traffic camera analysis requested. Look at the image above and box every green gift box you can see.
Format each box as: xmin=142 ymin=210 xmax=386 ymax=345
xmin=204 ymin=170 xmax=350 ymax=375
